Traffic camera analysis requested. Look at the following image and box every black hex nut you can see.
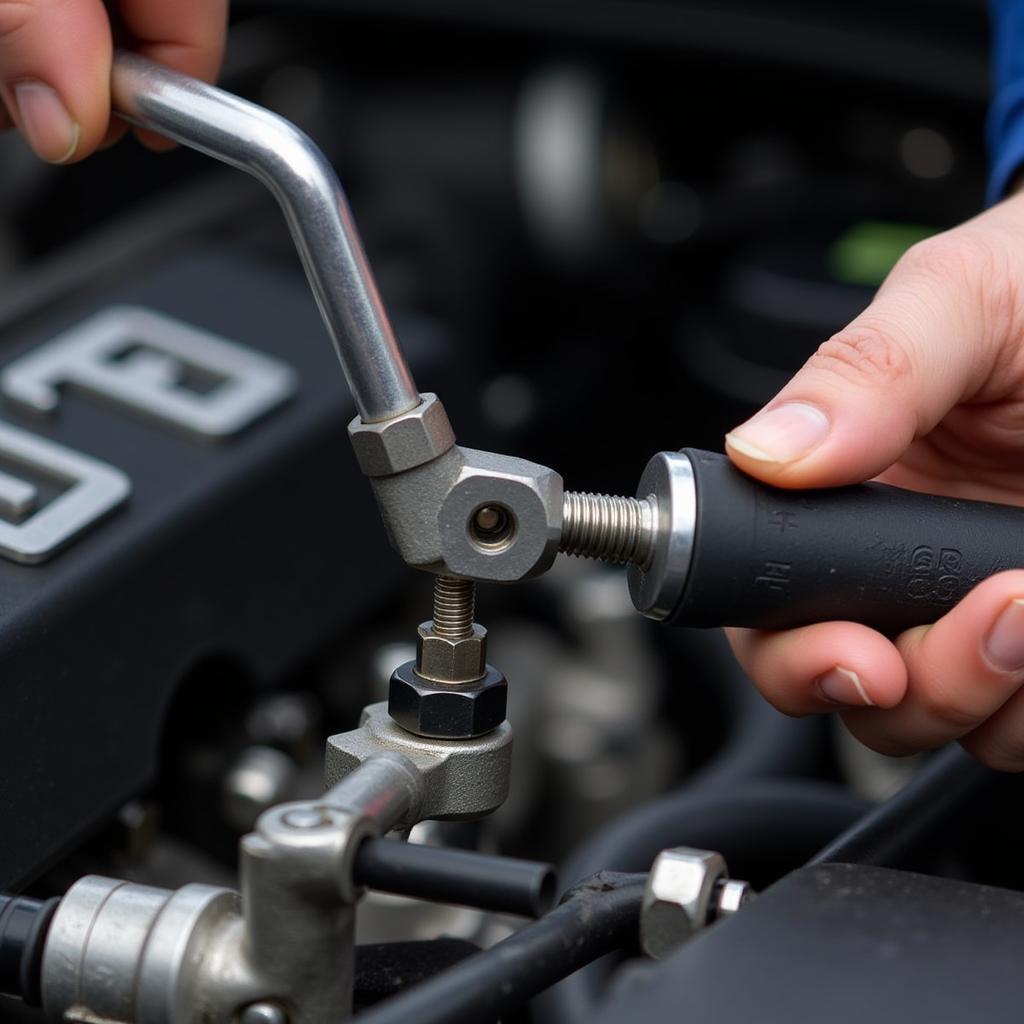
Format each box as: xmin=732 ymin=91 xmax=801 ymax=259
xmin=388 ymin=661 xmax=508 ymax=739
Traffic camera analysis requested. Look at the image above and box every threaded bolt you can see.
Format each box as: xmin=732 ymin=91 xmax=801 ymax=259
xmin=560 ymin=492 xmax=657 ymax=567
xmin=430 ymin=575 xmax=476 ymax=640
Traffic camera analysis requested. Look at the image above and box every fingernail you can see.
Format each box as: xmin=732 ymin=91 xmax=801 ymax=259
xmin=12 ymin=80 xmax=79 ymax=163
xmin=726 ymin=402 xmax=830 ymax=464
xmin=815 ymin=666 xmax=875 ymax=707
xmin=984 ymin=598 xmax=1024 ymax=672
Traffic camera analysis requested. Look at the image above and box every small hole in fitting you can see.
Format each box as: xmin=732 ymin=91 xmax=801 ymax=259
xmin=468 ymin=503 xmax=517 ymax=553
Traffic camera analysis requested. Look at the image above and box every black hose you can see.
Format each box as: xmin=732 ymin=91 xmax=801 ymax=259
xmin=809 ymin=745 xmax=993 ymax=869
xmin=352 ymin=838 xmax=556 ymax=917
xmin=0 ymin=894 xmax=59 ymax=1006
xmin=352 ymin=872 xmax=645 ymax=1024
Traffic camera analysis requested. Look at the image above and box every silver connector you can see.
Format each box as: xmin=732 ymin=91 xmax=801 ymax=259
xmin=560 ymin=452 xmax=697 ymax=622
xmin=111 ymin=51 xmax=419 ymax=424
xmin=560 ymin=492 xmax=657 ymax=566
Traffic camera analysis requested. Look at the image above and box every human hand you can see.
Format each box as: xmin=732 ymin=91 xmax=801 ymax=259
xmin=724 ymin=190 xmax=1024 ymax=769
xmin=0 ymin=0 xmax=227 ymax=163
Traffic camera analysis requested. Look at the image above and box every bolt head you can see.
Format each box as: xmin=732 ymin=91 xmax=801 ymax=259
xmin=715 ymin=877 xmax=755 ymax=918
xmin=640 ymin=847 xmax=728 ymax=959
xmin=281 ymin=807 xmax=330 ymax=829
xmin=388 ymin=660 xmax=508 ymax=739
xmin=240 ymin=1003 xmax=289 ymax=1024
xmin=416 ymin=621 xmax=487 ymax=683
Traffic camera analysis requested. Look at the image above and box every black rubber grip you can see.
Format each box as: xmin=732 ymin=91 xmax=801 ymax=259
xmin=667 ymin=449 xmax=1024 ymax=634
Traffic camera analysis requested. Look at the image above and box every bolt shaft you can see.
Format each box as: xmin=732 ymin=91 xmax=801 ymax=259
xmin=431 ymin=575 xmax=476 ymax=639
xmin=560 ymin=492 xmax=657 ymax=567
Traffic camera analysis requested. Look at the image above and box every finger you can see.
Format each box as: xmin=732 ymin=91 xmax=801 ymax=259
xmin=842 ymin=570 xmax=1024 ymax=757
xmin=960 ymin=686 xmax=1024 ymax=771
xmin=116 ymin=0 xmax=227 ymax=151
xmin=723 ymin=217 xmax=1020 ymax=488
xmin=726 ymin=622 xmax=907 ymax=716
xmin=0 ymin=0 xmax=112 ymax=162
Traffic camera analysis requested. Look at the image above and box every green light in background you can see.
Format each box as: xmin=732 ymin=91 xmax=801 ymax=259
xmin=829 ymin=220 xmax=937 ymax=288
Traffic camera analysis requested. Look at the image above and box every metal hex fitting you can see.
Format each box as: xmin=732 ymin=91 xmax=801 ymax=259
xmin=438 ymin=448 xmax=563 ymax=582
xmin=417 ymin=621 xmax=487 ymax=682
xmin=640 ymin=847 xmax=728 ymax=959
xmin=348 ymin=392 xmax=455 ymax=477
xmin=388 ymin=661 xmax=507 ymax=739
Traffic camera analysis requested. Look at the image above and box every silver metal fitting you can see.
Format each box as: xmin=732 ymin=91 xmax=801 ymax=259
xmin=41 ymin=876 xmax=242 ymax=1023
xmin=368 ymin=445 xmax=563 ymax=582
xmin=348 ymin=393 xmax=455 ymax=477
xmin=438 ymin=448 xmax=563 ymax=582
xmin=41 ymin=756 xmax=425 ymax=1024
xmin=561 ymin=491 xmax=657 ymax=566
xmin=640 ymin=846 xmax=750 ymax=959
xmin=560 ymin=452 xmax=697 ymax=620
xmin=414 ymin=576 xmax=486 ymax=683
xmin=416 ymin=621 xmax=488 ymax=683
xmin=326 ymin=702 xmax=513 ymax=821
xmin=240 ymin=1004 xmax=289 ymax=1024
xmin=715 ymin=877 xmax=755 ymax=918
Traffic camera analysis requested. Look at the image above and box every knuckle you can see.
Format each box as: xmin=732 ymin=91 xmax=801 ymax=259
xmin=961 ymin=735 xmax=1024 ymax=773
xmin=0 ymin=1 xmax=34 ymax=38
xmin=917 ymin=686 xmax=980 ymax=731
xmin=897 ymin=232 xmax=989 ymax=286
xmin=807 ymin=324 xmax=913 ymax=389
xmin=842 ymin=718 xmax=916 ymax=758
xmin=900 ymin=231 xmax=1020 ymax=346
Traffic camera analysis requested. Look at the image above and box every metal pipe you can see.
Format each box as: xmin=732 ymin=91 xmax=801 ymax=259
xmin=110 ymin=50 xmax=420 ymax=424
xmin=353 ymin=838 xmax=556 ymax=918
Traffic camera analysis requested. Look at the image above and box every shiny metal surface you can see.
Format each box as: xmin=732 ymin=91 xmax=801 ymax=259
xmin=347 ymin=392 xmax=455 ymax=476
xmin=627 ymin=451 xmax=697 ymax=620
xmin=110 ymin=51 xmax=419 ymax=424
xmin=640 ymin=847 xmax=727 ymax=959
xmin=40 ymin=876 xmax=240 ymax=1024
xmin=41 ymin=756 xmax=428 ymax=1023
xmin=326 ymin=702 xmax=513 ymax=822
xmin=560 ymin=491 xmax=657 ymax=565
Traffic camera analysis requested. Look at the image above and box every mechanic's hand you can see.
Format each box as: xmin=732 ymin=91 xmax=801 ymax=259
xmin=0 ymin=0 xmax=227 ymax=163
xmin=724 ymin=190 xmax=1024 ymax=770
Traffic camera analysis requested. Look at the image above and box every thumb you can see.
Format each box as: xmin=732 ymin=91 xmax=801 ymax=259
xmin=724 ymin=230 xmax=1005 ymax=488
xmin=0 ymin=0 xmax=113 ymax=163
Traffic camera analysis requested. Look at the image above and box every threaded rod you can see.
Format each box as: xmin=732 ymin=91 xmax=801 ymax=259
xmin=431 ymin=575 xmax=476 ymax=639
xmin=560 ymin=492 xmax=657 ymax=567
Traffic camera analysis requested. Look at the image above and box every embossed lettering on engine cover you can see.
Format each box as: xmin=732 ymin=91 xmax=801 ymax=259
xmin=0 ymin=306 xmax=297 ymax=440
xmin=0 ymin=421 xmax=129 ymax=563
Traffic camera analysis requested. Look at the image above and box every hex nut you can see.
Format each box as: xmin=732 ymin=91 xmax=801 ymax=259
xmin=388 ymin=661 xmax=508 ymax=739
xmin=438 ymin=447 xmax=563 ymax=582
xmin=348 ymin=392 xmax=455 ymax=477
xmin=416 ymin=621 xmax=487 ymax=683
xmin=640 ymin=847 xmax=728 ymax=959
